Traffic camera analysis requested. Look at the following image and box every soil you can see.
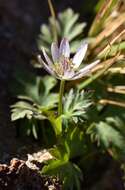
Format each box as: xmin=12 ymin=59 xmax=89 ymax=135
xmin=0 ymin=158 xmax=61 ymax=190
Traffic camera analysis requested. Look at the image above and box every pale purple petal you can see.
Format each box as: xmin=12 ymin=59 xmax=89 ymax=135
xmin=37 ymin=55 xmax=56 ymax=76
xmin=59 ymin=38 xmax=70 ymax=58
xmin=42 ymin=47 xmax=53 ymax=66
xmin=72 ymin=42 xmax=88 ymax=69
xmin=78 ymin=60 xmax=100 ymax=74
xmin=51 ymin=42 xmax=59 ymax=62
xmin=63 ymin=70 xmax=75 ymax=80
xmin=72 ymin=60 xmax=100 ymax=80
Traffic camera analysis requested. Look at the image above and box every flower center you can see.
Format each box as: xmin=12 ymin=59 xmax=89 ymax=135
xmin=54 ymin=57 xmax=74 ymax=76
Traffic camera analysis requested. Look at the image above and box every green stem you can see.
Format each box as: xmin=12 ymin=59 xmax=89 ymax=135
xmin=58 ymin=80 xmax=65 ymax=116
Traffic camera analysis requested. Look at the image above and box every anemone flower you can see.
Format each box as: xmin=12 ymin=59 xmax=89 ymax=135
xmin=38 ymin=38 xmax=100 ymax=81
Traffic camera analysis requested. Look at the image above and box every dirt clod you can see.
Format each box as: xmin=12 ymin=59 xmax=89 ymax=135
xmin=0 ymin=158 xmax=61 ymax=190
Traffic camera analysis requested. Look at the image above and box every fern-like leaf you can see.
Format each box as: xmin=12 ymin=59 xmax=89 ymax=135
xmin=63 ymin=89 xmax=92 ymax=123
xmin=87 ymin=120 xmax=125 ymax=152
xmin=38 ymin=8 xmax=86 ymax=53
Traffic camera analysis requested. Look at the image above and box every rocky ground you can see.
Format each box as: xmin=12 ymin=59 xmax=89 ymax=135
xmin=0 ymin=158 xmax=61 ymax=190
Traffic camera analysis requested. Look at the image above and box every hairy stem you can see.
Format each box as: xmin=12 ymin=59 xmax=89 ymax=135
xmin=58 ymin=80 xmax=65 ymax=116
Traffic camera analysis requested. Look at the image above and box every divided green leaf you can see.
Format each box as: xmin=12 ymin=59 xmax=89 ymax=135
xmin=38 ymin=8 xmax=86 ymax=53
xmin=63 ymin=89 xmax=92 ymax=123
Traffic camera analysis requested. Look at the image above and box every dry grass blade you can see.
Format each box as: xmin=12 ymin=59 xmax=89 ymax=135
xmin=88 ymin=0 xmax=117 ymax=36
xmin=92 ymin=13 xmax=125 ymax=48
xmin=98 ymin=30 xmax=125 ymax=58
xmin=48 ymin=0 xmax=58 ymax=42
xmin=108 ymin=66 xmax=125 ymax=74
xmin=99 ymin=99 xmax=125 ymax=108
xmin=107 ymin=86 xmax=125 ymax=94
xmin=78 ymin=55 xmax=120 ymax=90
xmin=91 ymin=13 xmax=125 ymax=49
xmin=93 ymin=54 xmax=122 ymax=71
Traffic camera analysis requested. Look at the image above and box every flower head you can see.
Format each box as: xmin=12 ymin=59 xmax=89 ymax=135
xmin=38 ymin=38 xmax=100 ymax=80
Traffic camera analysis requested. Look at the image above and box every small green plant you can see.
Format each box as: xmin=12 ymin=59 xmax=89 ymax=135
xmin=11 ymin=38 xmax=99 ymax=189
xmin=11 ymin=0 xmax=125 ymax=189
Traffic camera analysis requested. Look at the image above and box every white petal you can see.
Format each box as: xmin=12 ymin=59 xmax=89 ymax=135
xmin=51 ymin=42 xmax=59 ymax=62
xmin=37 ymin=55 xmax=55 ymax=76
xmin=42 ymin=47 xmax=53 ymax=66
xmin=72 ymin=42 xmax=88 ymax=69
xmin=72 ymin=60 xmax=100 ymax=80
xmin=59 ymin=38 xmax=70 ymax=58
xmin=78 ymin=60 xmax=100 ymax=74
